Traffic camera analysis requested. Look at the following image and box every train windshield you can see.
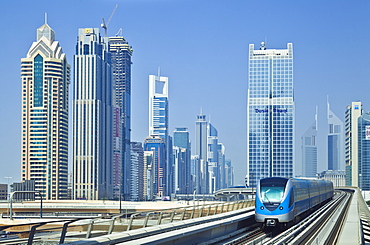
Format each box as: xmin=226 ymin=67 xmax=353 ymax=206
xmin=259 ymin=178 xmax=288 ymax=203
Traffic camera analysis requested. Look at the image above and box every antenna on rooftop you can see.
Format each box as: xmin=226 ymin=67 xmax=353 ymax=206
xmin=44 ymin=13 xmax=48 ymax=24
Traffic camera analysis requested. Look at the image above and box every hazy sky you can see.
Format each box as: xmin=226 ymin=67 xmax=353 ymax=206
xmin=1 ymin=0 xmax=370 ymax=185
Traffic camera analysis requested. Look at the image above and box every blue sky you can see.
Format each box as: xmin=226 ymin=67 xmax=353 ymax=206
xmin=0 ymin=0 xmax=370 ymax=185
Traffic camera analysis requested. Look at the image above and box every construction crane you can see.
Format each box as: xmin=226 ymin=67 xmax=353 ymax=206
xmin=101 ymin=4 xmax=118 ymax=37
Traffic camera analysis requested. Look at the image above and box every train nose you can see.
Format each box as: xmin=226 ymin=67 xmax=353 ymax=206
xmin=266 ymin=219 xmax=277 ymax=226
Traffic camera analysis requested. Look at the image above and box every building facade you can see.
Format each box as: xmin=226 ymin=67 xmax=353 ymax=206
xmin=195 ymin=111 xmax=208 ymax=193
xmin=73 ymin=28 xmax=113 ymax=200
xmin=328 ymin=101 xmax=344 ymax=171
xmin=130 ymin=142 xmax=144 ymax=201
xmin=301 ymin=111 xmax=317 ymax=178
xmin=247 ymin=42 xmax=294 ymax=188
xmin=143 ymin=135 xmax=166 ymax=199
xmin=207 ymin=123 xmax=219 ymax=193
xmin=21 ymin=22 xmax=70 ymax=200
xmin=109 ymin=36 xmax=133 ymax=200
xmin=358 ymin=112 xmax=370 ymax=190
xmin=173 ymin=128 xmax=191 ymax=194
xmin=345 ymin=101 xmax=363 ymax=187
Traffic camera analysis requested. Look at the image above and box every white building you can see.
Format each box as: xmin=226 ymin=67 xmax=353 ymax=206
xmin=21 ymin=22 xmax=70 ymax=200
xmin=73 ymin=28 xmax=113 ymax=200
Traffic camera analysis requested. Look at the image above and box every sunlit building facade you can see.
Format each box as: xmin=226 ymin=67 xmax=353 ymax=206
xmin=73 ymin=28 xmax=113 ymax=200
xmin=247 ymin=42 xmax=294 ymax=188
xmin=345 ymin=101 xmax=363 ymax=187
xmin=358 ymin=112 xmax=370 ymax=190
xmin=21 ymin=23 xmax=70 ymax=200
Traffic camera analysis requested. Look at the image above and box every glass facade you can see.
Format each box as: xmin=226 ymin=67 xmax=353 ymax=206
xmin=328 ymin=102 xmax=344 ymax=171
xmin=301 ymin=117 xmax=317 ymax=178
xmin=358 ymin=113 xmax=370 ymax=190
xmin=247 ymin=43 xmax=294 ymax=188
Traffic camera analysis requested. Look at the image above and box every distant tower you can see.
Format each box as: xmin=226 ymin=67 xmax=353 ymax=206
xmin=207 ymin=123 xmax=219 ymax=193
xmin=301 ymin=109 xmax=318 ymax=177
xmin=149 ymin=73 xmax=169 ymax=141
xmin=109 ymin=35 xmax=133 ymax=200
xmin=247 ymin=42 xmax=294 ymax=188
xmin=21 ymin=21 xmax=70 ymax=200
xmin=130 ymin=142 xmax=144 ymax=201
xmin=357 ymin=112 xmax=370 ymax=190
xmin=173 ymin=128 xmax=191 ymax=194
xmin=73 ymin=28 xmax=113 ymax=200
xmin=345 ymin=101 xmax=363 ymax=186
xmin=327 ymin=99 xmax=344 ymax=171
xmin=143 ymin=135 xmax=166 ymax=198
xmin=195 ymin=110 xmax=208 ymax=193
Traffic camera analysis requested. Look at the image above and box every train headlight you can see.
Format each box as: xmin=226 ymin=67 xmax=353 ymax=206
xmin=279 ymin=206 xmax=283 ymax=210
xmin=260 ymin=206 xmax=264 ymax=210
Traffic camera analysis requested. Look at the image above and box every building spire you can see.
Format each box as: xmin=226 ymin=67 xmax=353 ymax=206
xmin=45 ymin=12 xmax=48 ymax=25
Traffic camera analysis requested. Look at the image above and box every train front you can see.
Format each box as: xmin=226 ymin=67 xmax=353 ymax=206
xmin=255 ymin=177 xmax=294 ymax=226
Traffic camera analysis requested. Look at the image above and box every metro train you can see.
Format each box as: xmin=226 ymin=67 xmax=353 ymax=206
xmin=255 ymin=177 xmax=334 ymax=227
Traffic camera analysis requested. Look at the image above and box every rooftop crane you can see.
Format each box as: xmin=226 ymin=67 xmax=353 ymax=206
xmin=101 ymin=4 xmax=118 ymax=37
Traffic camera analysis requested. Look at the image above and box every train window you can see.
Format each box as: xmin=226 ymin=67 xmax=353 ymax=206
xmin=260 ymin=178 xmax=288 ymax=203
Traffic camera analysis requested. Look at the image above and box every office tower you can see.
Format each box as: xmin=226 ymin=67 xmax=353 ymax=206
xmin=345 ymin=102 xmax=363 ymax=187
xmin=318 ymin=170 xmax=346 ymax=187
xmin=328 ymin=101 xmax=344 ymax=171
xmin=247 ymin=42 xmax=294 ymax=188
xmin=357 ymin=112 xmax=370 ymax=190
xmin=218 ymin=143 xmax=226 ymax=189
xmin=130 ymin=142 xmax=144 ymax=201
xmin=225 ymin=159 xmax=234 ymax=187
xmin=0 ymin=184 xmax=7 ymax=200
xmin=73 ymin=28 xmax=113 ymax=200
xmin=195 ymin=111 xmax=208 ymax=193
xmin=21 ymin=22 xmax=70 ymax=200
xmin=191 ymin=155 xmax=201 ymax=193
xmin=207 ymin=123 xmax=219 ymax=193
xmin=149 ymin=73 xmax=169 ymax=140
xmin=143 ymin=151 xmax=154 ymax=200
xmin=109 ymin=36 xmax=133 ymax=200
xmin=301 ymin=111 xmax=318 ymax=177
xmin=173 ymin=128 xmax=191 ymax=194
xmin=143 ymin=135 xmax=166 ymax=198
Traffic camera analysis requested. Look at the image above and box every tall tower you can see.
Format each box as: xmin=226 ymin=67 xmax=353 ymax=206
xmin=73 ymin=28 xmax=113 ymax=200
xmin=173 ymin=127 xmax=191 ymax=194
xmin=301 ymin=110 xmax=318 ymax=177
xmin=21 ymin=21 xmax=70 ymax=200
xmin=195 ymin=111 xmax=208 ymax=193
xmin=207 ymin=123 xmax=219 ymax=193
xmin=345 ymin=101 xmax=363 ymax=187
xmin=357 ymin=112 xmax=370 ymax=190
xmin=149 ymin=73 xmax=169 ymax=141
xmin=247 ymin=42 xmax=294 ymax=188
xmin=328 ymin=100 xmax=344 ymax=171
xmin=109 ymin=36 xmax=133 ymax=200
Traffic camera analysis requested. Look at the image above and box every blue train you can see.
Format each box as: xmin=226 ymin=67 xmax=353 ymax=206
xmin=255 ymin=177 xmax=334 ymax=227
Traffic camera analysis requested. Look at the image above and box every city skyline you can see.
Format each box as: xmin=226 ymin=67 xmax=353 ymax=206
xmin=1 ymin=1 xmax=370 ymax=185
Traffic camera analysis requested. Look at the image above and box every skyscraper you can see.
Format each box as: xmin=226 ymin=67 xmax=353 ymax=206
xmin=109 ymin=36 xmax=133 ymax=200
xmin=143 ymin=135 xmax=166 ymax=198
xmin=173 ymin=127 xmax=191 ymax=194
xmin=207 ymin=123 xmax=219 ymax=193
xmin=21 ymin=22 xmax=70 ymax=200
xmin=73 ymin=28 xmax=113 ymax=200
xmin=195 ymin=111 xmax=208 ymax=193
xmin=357 ymin=112 xmax=370 ymax=190
xmin=247 ymin=42 xmax=294 ymax=188
xmin=345 ymin=101 xmax=363 ymax=187
xmin=149 ymin=73 xmax=169 ymax=141
xmin=328 ymin=101 xmax=344 ymax=171
xmin=130 ymin=142 xmax=144 ymax=201
xmin=301 ymin=111 xmax=317 ymax=178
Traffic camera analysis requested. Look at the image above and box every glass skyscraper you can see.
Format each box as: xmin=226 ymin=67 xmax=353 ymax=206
xmin=358 ymin=112 xmax=370 ymax=190
xmin=73 ymin=28 xmax=113 ymax=200
xmin=109 ymin=36 xmax=133 ymax=200
xmin=21 ymin=22 xmax=70 ymax=200
xmin=247 ymin=42 xmax=294 ymax=188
